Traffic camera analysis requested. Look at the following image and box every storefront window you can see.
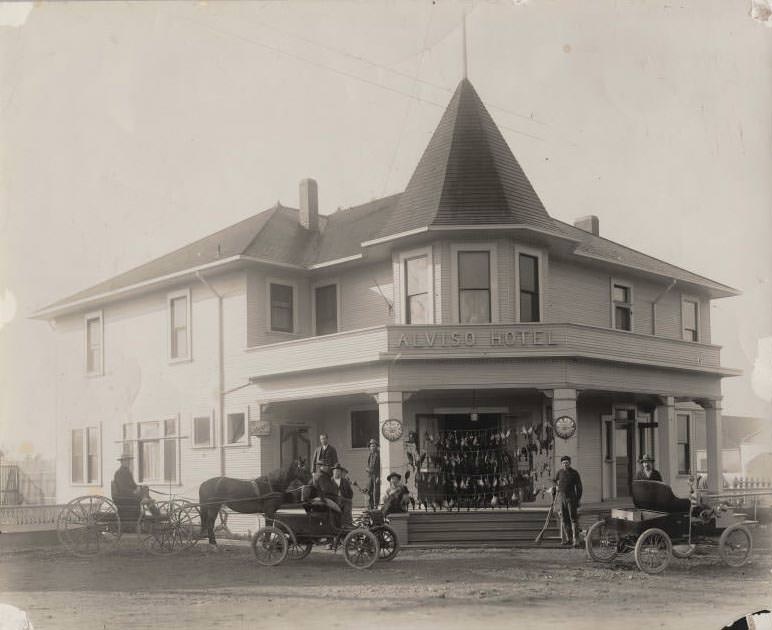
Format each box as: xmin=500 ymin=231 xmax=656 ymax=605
xmin=677 ymin=413 xmax=691 ymax=474
xmin=405 ymin=255 xmax=429 ymax=324
xmin=458 ymin=251 xmax=491 ymax=323
xmin=518 ymin=253 xmax=540 ymax=322
xmin=315 ymin=284 xmax=338 ymax=335
xmin=351 ymin=410 xmax=379 ymax=448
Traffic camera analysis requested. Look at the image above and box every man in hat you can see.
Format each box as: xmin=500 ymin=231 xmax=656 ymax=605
xmin=551 ymin=455 xmax=583 ymax=547
xmin=381 ymin=472 xmax=410 ymax=516
xmin=331 ymin=463 xmax=354 ymax=527
xmin=635 ymin=454 xmax=663 ymax=482
xmin=112 ymin=453 xmax=139 ymax=502
xmin=312 ymin=432 xmax=338 ymax=481
xmin=365 ymin=438 xmax=380 ymax=510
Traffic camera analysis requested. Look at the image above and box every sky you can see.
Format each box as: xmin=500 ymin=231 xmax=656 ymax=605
xmin=1 ymin=0 xmax=771 ymax=460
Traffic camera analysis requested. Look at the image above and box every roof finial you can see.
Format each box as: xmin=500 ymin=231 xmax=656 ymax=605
xmin=462 ymin=11 xmax=468 ymax=80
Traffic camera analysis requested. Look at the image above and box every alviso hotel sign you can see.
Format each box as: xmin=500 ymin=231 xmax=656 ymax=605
xmin=395 ymin=329 xmax=562 ymax=349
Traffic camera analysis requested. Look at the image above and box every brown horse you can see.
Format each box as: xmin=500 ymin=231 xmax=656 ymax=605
xmin=198 ymin=458 xmax=310 ymax=545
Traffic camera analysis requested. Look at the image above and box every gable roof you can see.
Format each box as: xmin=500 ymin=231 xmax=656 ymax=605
xmin=377 ymin=78 xmax=559 ymax=239
xmin=33 ymin=78 xmax=738 ymax=318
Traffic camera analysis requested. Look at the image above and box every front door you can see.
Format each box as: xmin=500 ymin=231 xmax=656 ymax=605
xmin=280 ymin=426 xmax=311 ymax=468
xmin=615 ymin=420 xmax=635 ymax=497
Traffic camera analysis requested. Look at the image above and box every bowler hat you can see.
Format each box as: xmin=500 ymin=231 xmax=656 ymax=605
xmin=560 ymin=455 xmax=571 ymax=463
xmin=117 ymin=454 xmax=132 ymax=462
xmin=386 ymin=472 xmax=401 ymax=482
xmin=639 ymin=454 xmax=655 ymax=463
xmin=332 ymin=463 xmax=348 ymax=474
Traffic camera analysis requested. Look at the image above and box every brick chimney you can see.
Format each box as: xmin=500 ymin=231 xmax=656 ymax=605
xmin=574 ymin=215 xmax=599 ymax=236
xmin=299 ymin=178 xmax=319 ymax=231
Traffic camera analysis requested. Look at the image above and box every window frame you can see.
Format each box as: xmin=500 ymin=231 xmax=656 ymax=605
xmin=70 ymin=424 xmax=101 ymax=486
xmin=311 ymin=279 xmax=341 ymax=336
xmin=610 ymin=278 xmax=634 ymax=332
xmin=84 ymin=310 xmax=104 ymax=376
xmin=398 ymin=246 xmax=434 ymax=325
xmin=681 ymin=295 xmax=700 ymax=342
xmin=349 ymin=407 xmax=380 ymax=450
xmin=225 ymin=410 xmax=249 ymax=446
xmin=192 ymin=411 xmax=215 ymax=449
xmin=122 ymin=418 xmax=182 ymax=485
xmin=514 ymin=245 xmax=545 ymax=324
xmin=676 ymin=412 xmax=692 ymax=475
xmin=167 ymin=288 xmax=192 ymax=363
xmin=265 ymin=278 xmax=299 ymax=334
xmin=450 ymin=242 xmax=499 ymax=324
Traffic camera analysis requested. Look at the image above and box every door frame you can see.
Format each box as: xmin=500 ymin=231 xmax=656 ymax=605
xmin=280 ymin=425 xmax=311 ymax=468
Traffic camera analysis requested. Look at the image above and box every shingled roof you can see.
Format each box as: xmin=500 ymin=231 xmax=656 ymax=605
xmin=34 ymin=78 xmax=738 ymax=317
xmin=377 ymin=78 xmax=559 ymax=239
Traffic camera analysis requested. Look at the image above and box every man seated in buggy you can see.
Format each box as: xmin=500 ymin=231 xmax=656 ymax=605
xmin=112 ymin=454 xmax=160 ymax=519
xmin=632 ymin=479 xmax=713 ymax=520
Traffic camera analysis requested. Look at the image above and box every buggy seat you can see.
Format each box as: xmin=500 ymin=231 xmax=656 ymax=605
xmin=632 ymin=480 xmax=691 ymax=513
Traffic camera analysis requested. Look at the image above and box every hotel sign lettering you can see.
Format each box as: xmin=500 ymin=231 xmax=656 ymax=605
xmin=396 ymin=330 xmax=561 ymax=349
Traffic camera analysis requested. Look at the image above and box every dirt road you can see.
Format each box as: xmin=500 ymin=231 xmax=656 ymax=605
xmin=1 ymin=542 xmax=770 ymax=630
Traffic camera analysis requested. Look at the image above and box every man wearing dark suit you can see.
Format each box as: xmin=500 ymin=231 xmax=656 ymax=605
xmin=332 ymin=463 xmax=354 ymax=526
xmin=634 ymin=454 xmax=663 ymax=482
xmin=312 ymin=433 xmax=338 ymax=480
xmin=552 ymin=455 xmax=583 ymax=547
xmin=365 ymin=439 xmax=381 ymax=510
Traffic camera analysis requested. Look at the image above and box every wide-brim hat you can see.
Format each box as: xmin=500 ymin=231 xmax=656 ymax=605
xmin=639 ymin=454 xmax=655 ymax=463
xmin=386 ymin=472 xmax=401 ymax=482
xmin=117 ymin=454 xmax=132 ymax=462
xmin=560 ymin=455 xmax=571 ymax=463
xmin=332 ymin=463 xmax=348 ymax=474
xmin=368 ymin=439 xmax=379 ymax=448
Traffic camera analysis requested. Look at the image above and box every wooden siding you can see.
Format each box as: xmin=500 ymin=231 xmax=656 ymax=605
xmin=547 ymin=259 xmax=610 ymax=328
xmin=577 ymin=398 xmax=608 ymax=503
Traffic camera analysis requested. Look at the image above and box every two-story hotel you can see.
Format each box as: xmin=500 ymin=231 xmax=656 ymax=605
xmin=35 ymin=78 xmax=739 ymax=516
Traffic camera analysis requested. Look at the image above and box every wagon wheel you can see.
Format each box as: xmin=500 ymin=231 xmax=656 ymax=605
xmin=139 ymin=503 xmax=197 ymax=555
xmin=634 ymin=527 xmax=672 ymax=574
xmin=585 ymin=520 xmax=619 ymax=563
xmin=287 ymin=539 xmax=314 ymax=560
xmin=671 ymin=543 xmax=698 ymax=559
xmin=372 ymin=525 xmax=400 ymax=561
xmin=251 ymin=526 xmax=288 ymax=566
xmin=719 ymin=523 xmax=752 ymax=567
xmin=57 ymin=495 xmax=121 ymax=557
xmin=342 ymin=528 xmax=380 ymax=570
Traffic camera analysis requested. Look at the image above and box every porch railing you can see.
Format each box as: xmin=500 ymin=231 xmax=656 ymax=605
xmin=0 ymin=504 xmax=64 ymax=527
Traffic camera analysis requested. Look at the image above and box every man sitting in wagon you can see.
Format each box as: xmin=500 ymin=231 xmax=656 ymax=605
xmin=112 ymin=453 xmax=159 ymax=518
xmin=635 ymin=454 xmax=663 ymax=482
xmin=331 ymin=463 xmax=354 ymax=527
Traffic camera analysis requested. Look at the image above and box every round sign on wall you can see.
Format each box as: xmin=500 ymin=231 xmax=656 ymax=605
xmin=553 ymin=415 xmax=577 ymax=439
xmin=381 ymin=418 xmax=404 ymax=442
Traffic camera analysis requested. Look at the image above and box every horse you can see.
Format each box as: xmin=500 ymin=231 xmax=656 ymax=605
xmin=198 ymin=457 xmax=310 ymax=545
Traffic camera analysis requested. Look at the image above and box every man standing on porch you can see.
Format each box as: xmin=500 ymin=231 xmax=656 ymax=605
xmin=365 ymin=439 xmax=380 ymax=510
xmin=312 ymin=432 xmax=338 ymax=481
xmin=552 ymin=455 xmax=583 ymax=547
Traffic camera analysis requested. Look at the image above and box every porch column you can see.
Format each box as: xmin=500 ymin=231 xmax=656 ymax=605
xmin=252 ymin=403 xmax=273 ymax=477
xmin=655 ymin=396 xmax=676 ymax=485
xmin=376 ymin=391 xmax=407 ymax=500
xmin=551 ymin=389 xmax=579 ymax=468
xmin=704 ymin=400 xmax=723 ymax=493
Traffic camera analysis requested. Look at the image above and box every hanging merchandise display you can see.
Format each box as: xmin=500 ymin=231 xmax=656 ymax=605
xmin=402 ymin=419 xmax=556 ymax=511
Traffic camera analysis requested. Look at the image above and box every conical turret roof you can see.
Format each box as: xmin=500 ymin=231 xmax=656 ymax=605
xmin=378 ymin=78 xmax=556 ymax=239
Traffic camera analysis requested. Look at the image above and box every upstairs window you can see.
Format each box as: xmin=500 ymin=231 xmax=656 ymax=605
xmin=458 ymin=251 xmax=491 ymax=323
xmin=270 ymin=283 xmax=294 ymax=333
xmin=168 ymin=291 xmax=190 ymax=361
xmin=227 ymin=412 xmax=246 ymax=445
xmin=314 ymin=284 xmax=338 ymax=335
xmin=612 ymin=282 xmax=633 ymax=331
xmin=405 ymin=255 xmax=429 ymax=324
xmin=518 ymin=253 xmax=540 ymax=322
xmin=682 ymin=299 xmax=699 ymax=342
xmin=85 ymin=312 xmax=103 ymax=375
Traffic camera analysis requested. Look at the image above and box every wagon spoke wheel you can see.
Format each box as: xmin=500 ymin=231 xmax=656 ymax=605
xmin=57 ymin=496 xmax=121 ymax=557
xmin=139 ymin=503 xmax=197 ymax=555
xmin=585 ymin=520 xmax=619 ymax=563
xmin=342 ymin=528 xmax=379 ymax=570
xmin=634 ymin=527 xmax=672 ymax=574
xmin=372 ymin=525 xmax=400 ymax=562
xmin=719 ymin=523 xmax=752 ymax=567
xmin=251 ymin=526 xmax=288 ymax=566
xmin=285 ymin=538 xmax=313 ymax=560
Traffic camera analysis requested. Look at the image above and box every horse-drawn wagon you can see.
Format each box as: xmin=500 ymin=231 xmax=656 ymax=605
xmin=585 ymin=480 xmax=755 ymax=574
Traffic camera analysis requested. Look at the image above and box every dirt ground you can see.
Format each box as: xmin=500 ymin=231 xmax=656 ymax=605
xmin=0 ymin=541 xmax=770 ymax=630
